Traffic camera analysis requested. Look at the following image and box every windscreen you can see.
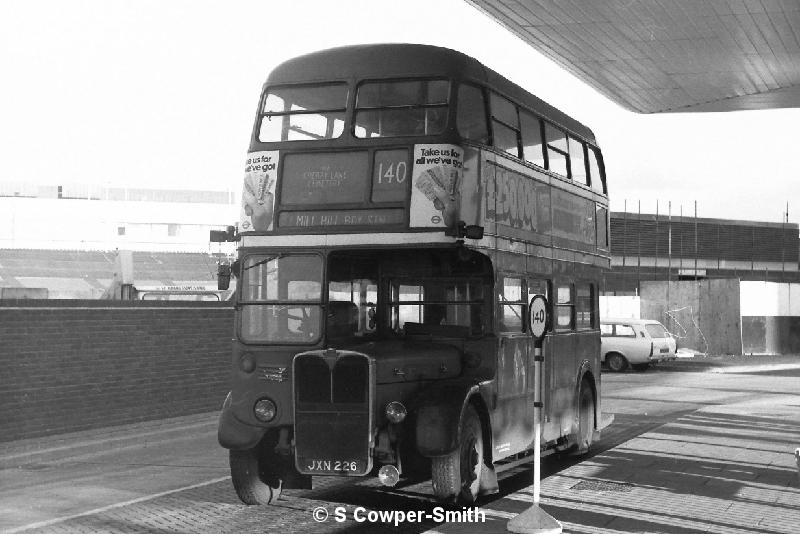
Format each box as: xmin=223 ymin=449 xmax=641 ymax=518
xmin=240 ymin=254 xmax=323 ymax=343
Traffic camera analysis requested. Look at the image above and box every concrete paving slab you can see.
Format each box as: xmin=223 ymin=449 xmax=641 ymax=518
xmin=3 ymin=365 xmax=800 ymax=533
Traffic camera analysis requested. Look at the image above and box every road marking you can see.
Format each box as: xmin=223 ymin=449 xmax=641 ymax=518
xmin=0 ymin=418 xmax=217 ymax=465
xmin=4 ymin=476 xmax=231 ymax=533
xmin=710 ymin=363 xmax=800 ymax=374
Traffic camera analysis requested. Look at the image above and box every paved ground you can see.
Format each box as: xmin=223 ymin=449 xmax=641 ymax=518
xmin=1 ymin=355 xmax=799 ymax=534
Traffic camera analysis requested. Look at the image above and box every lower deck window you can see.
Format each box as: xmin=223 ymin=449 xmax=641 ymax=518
xmin=576 ymin=283 xmax=594 ymax=329
xmin=555 ymin=284 xmax=574 ymax=330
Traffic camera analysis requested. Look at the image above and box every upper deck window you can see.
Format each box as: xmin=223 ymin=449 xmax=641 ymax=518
xmin=521 ymin=111 xmax=545 ymax=168
xmin=569 ymin=137 xmax=588 ymax=185
xmin=588 ymin=147 xmax=606 ymax=193
xmin=456 ymin=84 xmax=488 ymax=143
xmin=258 ymin=84 xmax=347 ymax=142
xmin=354 ymin=79 xmax=449 ymax=138
xmin=544 ymin=123 xmax=568 ymax=177
xmin=490 ymin=93 xmax=520 ymax=158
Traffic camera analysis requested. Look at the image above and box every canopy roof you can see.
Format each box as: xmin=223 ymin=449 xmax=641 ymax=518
xmin=467 ymin=0 xmax=800 ymax=113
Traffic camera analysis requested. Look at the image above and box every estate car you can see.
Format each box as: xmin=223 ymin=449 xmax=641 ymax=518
xmin=600 ymin=318 xmax=676 ymax=371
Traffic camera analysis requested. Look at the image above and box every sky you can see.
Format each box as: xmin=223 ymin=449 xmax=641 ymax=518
xmin=1 ymin=0 xmax=797 ymax=224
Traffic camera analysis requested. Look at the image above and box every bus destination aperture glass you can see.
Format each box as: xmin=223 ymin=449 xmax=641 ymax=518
xmin=281 ymin=152 xmax=369 ymax=205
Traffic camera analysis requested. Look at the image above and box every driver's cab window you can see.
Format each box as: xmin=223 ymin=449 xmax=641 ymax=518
xmin=327 ymin=279 xmax=377 ymax=338
xmin=240 ymin=254 xmax=323 ymax=343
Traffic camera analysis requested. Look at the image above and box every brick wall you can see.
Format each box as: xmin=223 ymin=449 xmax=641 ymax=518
xmin=0 ymin=300 xmax=235 ymax=443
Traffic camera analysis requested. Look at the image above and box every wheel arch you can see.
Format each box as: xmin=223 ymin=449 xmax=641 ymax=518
xmin=575 ymin=363 xmax=598 ymax=430
xmin=466 ymin=390 xmax=493 ymax=466
xmin=603 ymin=349 xmax=627 ymax=362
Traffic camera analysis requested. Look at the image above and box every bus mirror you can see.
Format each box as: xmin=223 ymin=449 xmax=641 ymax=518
xmin=210 ymin=225 xmax=237 ymax=242
xmin=217 ymin=263 xmax=232 ymax=290
xmin=448 ymin=221 xmax=484 ymax=240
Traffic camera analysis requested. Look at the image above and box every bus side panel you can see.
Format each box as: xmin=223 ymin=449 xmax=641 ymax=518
xmin=414 ymin=381 xmax=480 ymax=457
xmin=491 ymin=335 xmax=534 ymax=460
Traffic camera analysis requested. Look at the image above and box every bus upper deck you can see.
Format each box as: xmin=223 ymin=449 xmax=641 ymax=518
xmin=238 ymin=44 xmax=608 ymax=268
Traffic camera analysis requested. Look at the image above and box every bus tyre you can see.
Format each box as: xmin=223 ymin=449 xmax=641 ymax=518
xmin=606 ymin=352 xmax=628 ymax=373
xmin=576 ymin=380 xmax=595 ymax=455
xmin=431 ymin=405 xmax=483 ymax=503
xmin=229 ymin=448 xmax=282 ymax=505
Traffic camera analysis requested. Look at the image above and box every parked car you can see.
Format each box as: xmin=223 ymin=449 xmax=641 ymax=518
xmin=600 ymin=318 xmax=677 ymax=372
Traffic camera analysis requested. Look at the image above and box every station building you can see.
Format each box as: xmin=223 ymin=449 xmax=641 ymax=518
xmin=604 ymin=211 xmax=800 ymax=295
xmin=603 ymin=211 xmax=800 ymax=355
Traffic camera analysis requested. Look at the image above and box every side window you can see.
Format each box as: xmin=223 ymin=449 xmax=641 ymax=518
xmin=600 ymin=324 xmax=613 ymax=336
xmin=555 ymin=284 xmax=574 ymax=330
xmin=490 ymin=93 xmax=520 ymax=158
xmin=575 ymin=283 xmax=594 ymax=329
xmin=499 ymin=277 xmax=525 ymax=332
xmin=520 ymin=111 xmax=545 ymax=168
xmin=456 ymin=84 xmax=488 ymax=143
xmin=588 ymin=147 xmax=606 ymax=193
xmin=615 ymin=324 xmax=636 ymax=337
xmin=568 ymin=137 xmax=588 ymax=185
xmin=544 ymin=123 xmax=568 ymax=177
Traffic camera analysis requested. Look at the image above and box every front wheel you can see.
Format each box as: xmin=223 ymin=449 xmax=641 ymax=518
xmin=229 ymin=448 xmax=282 ymax=505
xmin=431 ymin=405 xmax=484 ymax=503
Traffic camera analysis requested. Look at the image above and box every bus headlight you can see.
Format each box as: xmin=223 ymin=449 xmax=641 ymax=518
xmin=254 ymin=398 xmax=277 ymax=422
xmin=385 ymin=401 xmax=407 ymax=423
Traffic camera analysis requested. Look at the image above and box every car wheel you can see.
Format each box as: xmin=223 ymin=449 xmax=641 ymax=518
xmin=431 ymin=404 xmax=484 ymax=503
xmin=229 ymin=448 xmax=282 ymax=505
xmin=606 ymin=352 xmax=628 ymax=372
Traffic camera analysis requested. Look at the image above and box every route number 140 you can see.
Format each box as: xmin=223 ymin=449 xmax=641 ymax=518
xmin=377 ymin=161 xmax=407 ymax=184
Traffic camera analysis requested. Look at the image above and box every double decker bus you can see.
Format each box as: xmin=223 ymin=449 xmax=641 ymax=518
xmin=215 ymin=44 xmax=611 ymax=505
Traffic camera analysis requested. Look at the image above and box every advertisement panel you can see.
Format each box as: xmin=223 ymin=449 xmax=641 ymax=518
xmin=240 ymin=150 xmax=279 ymax=232
xmin=410 ymin=144 xmax=463 ymax=228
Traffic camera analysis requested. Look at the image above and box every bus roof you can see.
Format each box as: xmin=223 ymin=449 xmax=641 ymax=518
xmin=265 ymin=44 xmax=597 ymax=145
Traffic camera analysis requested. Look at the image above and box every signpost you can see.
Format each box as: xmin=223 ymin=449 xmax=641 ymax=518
xmin=507 ymin=295 xmax=562 ymax=534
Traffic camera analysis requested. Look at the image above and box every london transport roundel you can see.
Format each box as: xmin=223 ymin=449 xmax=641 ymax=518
xmin=528 ymin=294 xmax=548 ymax=341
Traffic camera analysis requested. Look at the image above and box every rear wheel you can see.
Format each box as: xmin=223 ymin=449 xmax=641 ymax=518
xmin=605 ymin=352 xmax=628 ymax=372
xmin=431 ymin=405 xmax=484 ymax=503
xmin=576 ymin=380 xmax=595 ymax=454
xmin=229 ymin=448 xmax=282 ymax=505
